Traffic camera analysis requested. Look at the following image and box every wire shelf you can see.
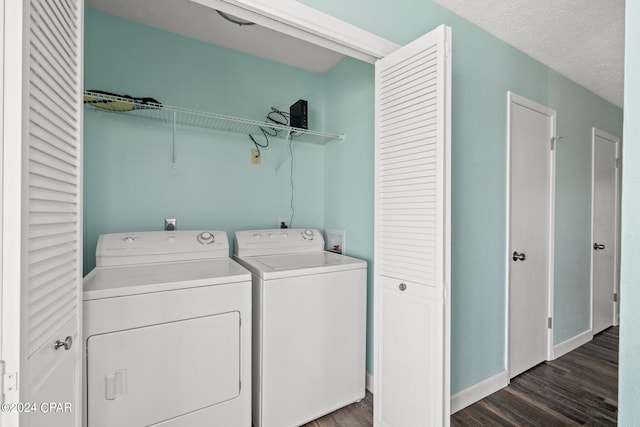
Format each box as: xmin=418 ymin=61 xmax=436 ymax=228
xmin=83 ymin=91 xmax=344 ymax=145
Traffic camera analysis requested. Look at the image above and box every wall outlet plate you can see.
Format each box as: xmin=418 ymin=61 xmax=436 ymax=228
xmin=251 ymin=149 xmax=260 ymax=165
xmin=164 ymin=218 xmax=176 ymax=231
xmin=325 ymin=229 xmax=345 ymax=254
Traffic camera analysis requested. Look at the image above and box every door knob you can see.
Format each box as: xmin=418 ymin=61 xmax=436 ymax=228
xmin=54 ymin=336 xmax=72 ymax=351
xmin=593 ymin=243 xmax=605 ymax=250
xmin=512 ymin=251 xmax=526 ymax=261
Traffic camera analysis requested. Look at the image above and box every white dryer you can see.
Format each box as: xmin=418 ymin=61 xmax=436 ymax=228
xmin=233 ymin=228 xmax=367 ymax=427
xmin=83 ymin=230 xmax=251 ymax=427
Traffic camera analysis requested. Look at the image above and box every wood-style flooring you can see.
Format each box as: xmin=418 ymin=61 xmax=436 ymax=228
xmin=303 ymin=326 xmax=618 ymax=426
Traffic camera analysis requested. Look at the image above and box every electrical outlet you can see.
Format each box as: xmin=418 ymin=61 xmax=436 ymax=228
xmin=326 ymin=229 xmax=345 ymax=254
xmin=251 ymin=149 xmax=261 ymax=165
xmin=164 ymin=218 xmax=176 ymax=231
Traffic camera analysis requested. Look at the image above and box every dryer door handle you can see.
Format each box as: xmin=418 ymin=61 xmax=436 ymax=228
xmin=105 ymin=370 xmax=128 ymax=400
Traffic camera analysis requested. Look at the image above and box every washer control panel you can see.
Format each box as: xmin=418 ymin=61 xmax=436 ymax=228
xmin=96 ymin=230 xmax=229 ymax=267
xmin=234 ymin=228 xmax=324 ymax=257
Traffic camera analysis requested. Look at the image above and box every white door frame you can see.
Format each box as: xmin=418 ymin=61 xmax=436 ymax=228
xmin=0 ymin=3 xmax=398 ymax=422
xmin=0 ymin=2 xmax=400 ymax=426
xmin=590 ymin=128 xmax=621 ymax=330
xmin=505 ymin=92 xmax=557 ymax=376
xmin=1 ymin=0 xmax=26 ymax=424
xmin=190 ymin=0 xmax=401 ymax=63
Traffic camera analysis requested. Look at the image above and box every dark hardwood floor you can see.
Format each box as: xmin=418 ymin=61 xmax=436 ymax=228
xmin=452 ymin=326 xmax=618 ymax=426
xmin=304 ymin=326 xmax=618 ymax=426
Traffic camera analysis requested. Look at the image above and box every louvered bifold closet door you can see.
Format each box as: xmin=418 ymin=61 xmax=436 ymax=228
xmin=25 ymin=0 xmax=83 ymax=423
xmin=374 ymin=25 xmax=451 ymax=427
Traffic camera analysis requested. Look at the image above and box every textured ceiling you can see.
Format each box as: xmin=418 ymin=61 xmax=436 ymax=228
xmin=433 ymin=0 xmax=625 ymax=107
xmin=87 ymin=0 xmax=344 ymax=74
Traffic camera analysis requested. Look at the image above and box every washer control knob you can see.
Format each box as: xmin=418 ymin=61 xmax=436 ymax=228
xmin=197 ymin=231 xmax=215 ymax=244
xmin=302 ymin=229 xmax=314 ymax=240
xmin=254 ymin=233 xmax=262 ymax=239
xmin=123 ymin=236 xmax=135 ymax=243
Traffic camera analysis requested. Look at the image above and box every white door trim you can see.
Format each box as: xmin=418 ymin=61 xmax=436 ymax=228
xmin=1 ymin=1 xmax=25 ymax=424
xmin=189 ymin=0 xmax=401 ymax=63
xmin=590 ymin=128 xmax=621 ymax=330
xmin=506 ymin=92 xmax=557 ymax=377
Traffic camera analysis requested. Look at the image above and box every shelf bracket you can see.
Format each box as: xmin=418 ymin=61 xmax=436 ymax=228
xmin=172 ymin=111 xmax=176 ymax=168
xmin=274 ymin=129 xmax=293 ymax=173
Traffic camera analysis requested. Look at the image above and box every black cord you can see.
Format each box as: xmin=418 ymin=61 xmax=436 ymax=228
xmin=249 ymin=106 xmax=296 ymax=226
xmin=249 ymin=107 xmax=290 ymax=157
xmin=289 ymin=135 xmax=295 ymax=227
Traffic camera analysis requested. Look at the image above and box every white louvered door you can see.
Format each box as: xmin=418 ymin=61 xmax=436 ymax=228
xmin=374 ymin=25 xmax=451 ymax=427
xmin=1 ymin=0 xmax=83 ymax=425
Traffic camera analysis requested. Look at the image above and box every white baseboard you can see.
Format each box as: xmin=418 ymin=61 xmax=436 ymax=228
xmin=366 ymin=372 xmax=374 ymax=393
xmin=450 ymin=370 xmax=509 ymax=414
xmin=553 ymin=329 xmax=592 ymax=359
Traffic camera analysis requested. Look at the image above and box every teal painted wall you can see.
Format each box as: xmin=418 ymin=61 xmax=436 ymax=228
xmin=323 ymin=58 xmax=375 ymax=373
xmin=83 ymin=8 xmax=329 ymax=272
xmin=619 ymin=0 xmax=640 ymax=424
xmin=298 ymin=0 xmax=623 ymax=393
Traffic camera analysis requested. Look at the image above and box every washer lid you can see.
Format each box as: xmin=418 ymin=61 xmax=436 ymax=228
xmin=83 ymin=258 xmax=251 ymax=300
xmin=234 ymin=251 xmax=366 ymax=280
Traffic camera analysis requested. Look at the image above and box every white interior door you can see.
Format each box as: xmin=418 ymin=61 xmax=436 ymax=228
xmin=374 ymin=24 xmax=451 ymax=427
xmin=1 ymin=0 xmax=83 ymax=425
xmin=591 ymin=128 xmax=620 ymax=334
xmin=508 ymin=93 xmax=556 ymax=378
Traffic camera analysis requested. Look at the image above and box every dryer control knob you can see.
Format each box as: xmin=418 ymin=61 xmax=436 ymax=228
xmin=302 ymin=229 xmax=314 ymax=240
xmin=123 ymin=236 xmax=135 ymax=243
xmin=197 ymin=231 xmax=215 ymax=244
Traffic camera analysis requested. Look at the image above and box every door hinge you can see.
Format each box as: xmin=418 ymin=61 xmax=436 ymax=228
xmin=614 ymin=292 xmax=618 ymax=302
xmin=551 ymin=136 xmax=563 ymax=150
xmin=1 ymin=361 xmax=18 ymax=404
xmin=548 ymin=317 xmax=553 ymax=329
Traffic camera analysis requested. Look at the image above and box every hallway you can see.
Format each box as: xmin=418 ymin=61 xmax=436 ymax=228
xmin=305 ymin=326 xmax=618 ymax=426
xmin=452 ymin=327 xmax=618 ymax=425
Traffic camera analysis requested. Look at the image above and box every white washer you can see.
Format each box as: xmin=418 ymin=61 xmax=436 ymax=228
xmin=233 ymin=228 xmax=367 ymax=427
xmin=83 ymin=230 xmax=251 ymax=427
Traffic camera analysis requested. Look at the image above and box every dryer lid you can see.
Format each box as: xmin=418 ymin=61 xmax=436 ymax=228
xmin=83 ymin=258 xmax=250 ymax=300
